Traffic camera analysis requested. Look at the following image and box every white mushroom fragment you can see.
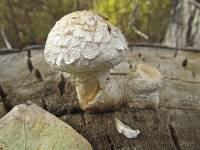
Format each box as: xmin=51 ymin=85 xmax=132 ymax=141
xmin=126 ymin=64 xmax=162 ymax=109
xmin=115 ymin=118 xmax=140 ymax=139
xmin=44 ymin=10 xmax=162 ymax=113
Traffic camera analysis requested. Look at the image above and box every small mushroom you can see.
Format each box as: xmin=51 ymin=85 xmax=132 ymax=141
xmin=44 ymin=11 xmax=128 ymax=112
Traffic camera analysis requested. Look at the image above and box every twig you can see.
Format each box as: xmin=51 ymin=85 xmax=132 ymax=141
xmin=129 ymin=3 xmax=149 ymax=40
xmin=0 ymin=28 xmax=12 ymax=49
xmin=130 ymin=25 xmax=149 ymax=40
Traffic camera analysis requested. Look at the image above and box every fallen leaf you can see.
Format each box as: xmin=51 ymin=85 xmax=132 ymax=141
xmin=0 ymin=103 xmax=92 ymax=150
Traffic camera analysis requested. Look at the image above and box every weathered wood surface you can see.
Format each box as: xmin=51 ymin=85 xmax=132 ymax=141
xmin=0 ymin=45 xmax=200 ymax=150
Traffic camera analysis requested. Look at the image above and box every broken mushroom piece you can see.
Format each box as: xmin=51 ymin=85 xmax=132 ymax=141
xmin=115 ymin=118 xmax=140 ymax=139
xmin=126 ymin=64 xmax=162 ymax=109
xmin=44 ymin=10 xmax=128 ymax=112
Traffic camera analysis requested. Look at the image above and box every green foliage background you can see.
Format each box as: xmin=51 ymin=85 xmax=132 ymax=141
xmin=0 ymin=0 xmax=171 ymax=48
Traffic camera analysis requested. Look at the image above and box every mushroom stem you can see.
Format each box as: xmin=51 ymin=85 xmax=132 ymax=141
xmin=74 ymin=72 xmax=101 ymax=110
xmin=74 ymin=70 xmax=125 ymax=112
xmin=72 ymin=64 xmax=162 ymax=112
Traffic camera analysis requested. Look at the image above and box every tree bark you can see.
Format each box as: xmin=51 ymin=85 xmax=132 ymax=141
xmin=163 ymin=0 xmax=200 ymax=48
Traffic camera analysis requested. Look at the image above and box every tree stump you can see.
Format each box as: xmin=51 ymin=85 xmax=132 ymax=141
xmin=0 ymin=45 xmax=200 ymax=150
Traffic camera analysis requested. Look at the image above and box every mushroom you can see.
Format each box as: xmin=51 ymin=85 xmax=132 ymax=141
xmin=44 ymin=10 xmax=128 ymax=112
xmin=44 ymin=10 xmax=162 ymax=113
xmin=126 ymin=64 xmax=162 ymax=109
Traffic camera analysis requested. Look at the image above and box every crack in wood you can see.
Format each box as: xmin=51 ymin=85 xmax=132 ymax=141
xmin=0 ymin=84 xmax=12 ymax=112
xmin=27 ymin=58 xmax=33 ymax=72
xmin=27 ymin=49 xmax=31 ymax=58
xmin=58 ymin=73 xmax=66 ymax=96
xmin=182 ymin=58 xmax=188 ymax=68
xmin=81 ymin=113 xmax=86 ymax=126
xmin=53 ymin=109 xmax=68 ymax=117
xmin=164 ymin=76 xmax=200 ymax=84
xmin=186 ymin=7 xmax=196 ymax=47
xmin=0 ymin=49 xmax=21 ymax=54
xmin=130 ymin=43 xmax=200 ymax=52
xmin=34 ymin=68 xmax=43 ymax=81
xmin=53 ymin=106 xmax=82 ymax=117
xmin=41 ymin=97 xmax=47 ymax=110
xmin=110 ymin=72 xmax=127 ymax=76
xmin=67 ymin=106 xmax=82 ymax=114
xmin=106 ymin=134 xmax=114 ymax=150
xmin=169 ymin=124 xmax=181 ymax=150
xmin=160 ymin=106 xmax=200 ymax=111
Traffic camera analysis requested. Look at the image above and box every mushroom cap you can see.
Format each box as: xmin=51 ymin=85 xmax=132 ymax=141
xmin=44 ymin=10 xmax=128 ymax=73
